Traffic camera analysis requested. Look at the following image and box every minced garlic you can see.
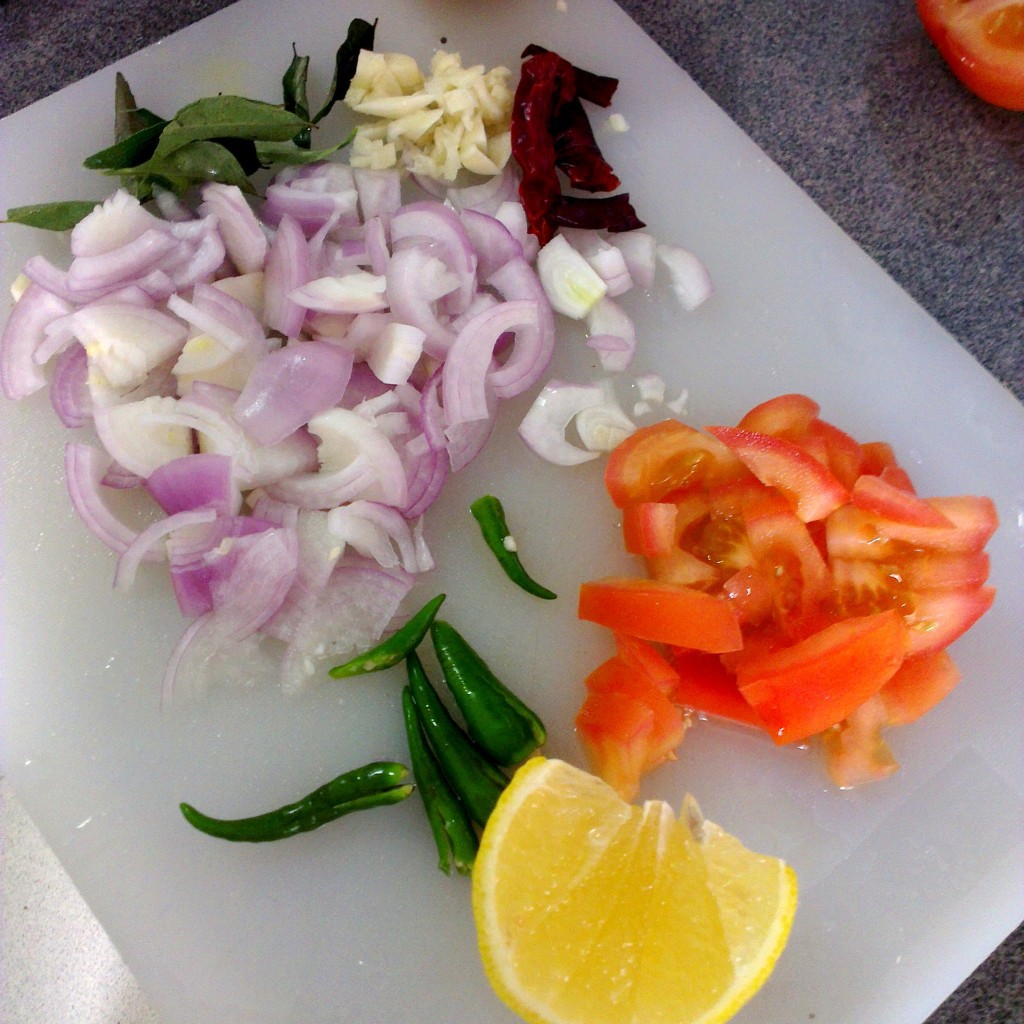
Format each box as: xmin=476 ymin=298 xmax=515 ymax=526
xmin=344 ymin=50 xmax=513 ymax=181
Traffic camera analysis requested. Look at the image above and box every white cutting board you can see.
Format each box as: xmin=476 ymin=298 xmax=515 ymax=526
xmin=2 ymin=2 xmax=1022 ymax=1023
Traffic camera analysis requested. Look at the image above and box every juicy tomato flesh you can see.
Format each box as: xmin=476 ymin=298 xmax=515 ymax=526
xmin=917 ymin=0 xmax=1024 ymax=109
xmin=576 ymin=393 xmax=998 ymax=792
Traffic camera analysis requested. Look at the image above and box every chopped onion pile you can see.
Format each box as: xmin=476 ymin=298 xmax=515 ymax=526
xmin=1 ymin=150 xmax=711 ymax=700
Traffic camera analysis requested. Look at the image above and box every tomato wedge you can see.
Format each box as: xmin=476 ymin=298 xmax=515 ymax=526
xmin=576 ymin=643 xmax=689 ymax=800
xmin=879 ymin=650 xmax=962 ymax=726
xmin=735 ymin=609 xmax=910 ymax=744
xmin=578 ymin=577 xmax=743 ymax=652
xmin=707 ymin=425 xmax=849 ymax=523
xmin=669 ymin=649 xmax=767 ymax=728
xmin=917 ymin=0 xmax=1024 ymax=110
xmin=604 ymin=419 xmax=745 ymax=507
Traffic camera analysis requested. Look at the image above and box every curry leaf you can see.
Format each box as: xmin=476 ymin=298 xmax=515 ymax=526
xmin=114 ymin=73 xmax=164 ymax=140
xmin=254 ymin=129 xmax=356 ymax=166
xmin=283 ymin=45 xmax=313 ymax=149
xmin=109 ymin=140 xmax=255 ymax=193
xmin=84 ymin=119 xmax=170 ymax=170
xmin=4 ymin=200 xmax=98 ymax=231
xmin=153 ymin=96 xmax=311 ymax=161
xmin=312 ymin=17 xmax=376 ymax=124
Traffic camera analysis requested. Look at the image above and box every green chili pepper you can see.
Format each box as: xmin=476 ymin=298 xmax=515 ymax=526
xmin=179 ymin=760 xmax=413 ymax=843
xmin=405 ymin=651 xmax=507 ymax=828
xmin=469 ymin=495 xmax=557 ymax=600
xmin=402 ymin=685 xmax=478 ymax=875
xmin=430 ymin=620 xmax=547 ymax=767
xmin=328 ymin=593 xmax=446 ymax=678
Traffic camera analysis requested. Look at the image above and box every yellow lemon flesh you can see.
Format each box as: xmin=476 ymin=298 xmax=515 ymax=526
xmin=472 ymin=757 xmax=797 ymax=1024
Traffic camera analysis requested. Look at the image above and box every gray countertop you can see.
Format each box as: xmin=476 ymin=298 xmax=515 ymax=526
xmin=0 ymin=1 xmax=1021 ymax=1023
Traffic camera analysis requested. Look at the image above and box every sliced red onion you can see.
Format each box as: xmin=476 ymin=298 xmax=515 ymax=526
xmin=263 ymin=214 xmax=310 ymax=337
xmin=457 ymin=208 xmax=521 ymax=280
xmin=493 ymin=200 xmax=539 ymax=264
xmin=199 ymin=183 xmax=268 ymax=274
xmin=366 ymin=322 xmax=425 ymax=386
xmin=445 ymin=161 xmax=521 ymax=215
xmin=327 ymin=500 xmax=433 ymax=573
xmin=354 ymin=167 xmax=402 ymax=225
xmin=179 ymin=383 xmax=319 ymax=489
xmin=586 ymin=297 xmax=637 ymax=372
xmin=418 ymin=367 xmax=447 ymax=450
xmin=265 ymin=407 xmax=408 ymax=509
xmin=248 ymin=494 xmax=301 ymax=528
xmin=63 ymin=442 xmax=160 ymax=557
xmin=635 ymin=371 xmax=667 ymax=404
xmin=65 ymin=303 xmax=188 ymax=389
xmin=610 ymin=230 xmax=657 ymax=292
xmin=163 ymin=217 xmax=227 ymax=292
xmin=485 ymin=258 xmax=556 ymax=396
xmin=517 ymin=380 xmax=606 ymax=465
xmin=263 ymin=166 xmax=360 ymax=235
xmin=233 ymin=339 xmax=354 ymax=445
xmin=401 ymin=433 xmax=449 ymax=518
xmin=69 ymin=190 xmax=162 ymax=257
xmin=536 ymin=234 xmax=608 ymax=319
xmin=49 ymin=342 xmax=92 ymax=427
xmin=100 ymin=461 xmax=145 ymax=489
xmin=362 ymin=216 xmax=391 ymax=276
xmin=163 ymin=525 xmax=300 ymax=703
xmin=93 ymin=396 xmax=194 ymax=478
xmin=166 ymin=514 xmax=278 ymax=616
xmin=289 ymin=270 xmax=389 ymax=314
xmin=22 ymin=255 xmax=116 ymax=306
xmin=657 ymin=243 xmax=713 ymax=310
xmin=208 ymin=525 xmax=300 ymax=636
xmin=559 ymin=229 xmax=633 ymax=297
xmin=275 ymin=562 xmax=412 ymax=694
xmin=390 ymin=201 xmax=477 ymax=315
xmin=146 ymin=452 xmax=240 ymax=515
xmin=445 ymin=410 xmax=496 ymax=473
xmin=575 ymin=381 xmax=636 ymax=452
xmin=442 ymin=300 xmax=540 ymax=424
xmin=113 ymin=507 xmax=219 ymax=592
xmin=166 ymin=282 xmax=265 ymax=354
xmin=0 ymin=283 xmax=73 ymax=399
xmin=385 ymin=247 xmax=458 ymax=358
xmin=67 ymin=228 xmax=179 ymax=293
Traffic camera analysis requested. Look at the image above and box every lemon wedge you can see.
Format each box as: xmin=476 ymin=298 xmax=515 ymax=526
xmin=472 ymin=757 xmax=797 ymax=1024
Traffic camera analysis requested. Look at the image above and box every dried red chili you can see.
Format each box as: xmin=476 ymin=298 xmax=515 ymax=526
xmin=512 ymin=47 xmax=645 ymax=244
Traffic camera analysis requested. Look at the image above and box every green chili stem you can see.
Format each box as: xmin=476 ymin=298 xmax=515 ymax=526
xmin=470 ymin=495 xmax=557 ymax=600
xmin=430 ymin=619 xmax=547 ymax=767
xmin=402 ymin=685 xmax=478 ymax=875
xmin=329 ymin=593 xmax=446 ymax=678
xmin=179 ymin=760 xmax=412 ymax=843
xmin=405 ymin=651 xmax=507 ymax=828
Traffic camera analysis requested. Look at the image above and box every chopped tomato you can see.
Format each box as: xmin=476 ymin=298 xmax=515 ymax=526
xmin=878 ymin=650 xmax=962 ymax=726
xmin=669 ymin=649 xmax=767 ymax=728
xmin=851 ymin=473 xmax=954 ymax=528
xmin=822 ymin=695 xmax=899 ymax=789
xmin=621 ymin=501 xmax=678 ymax=556
xmin=736 ymin=610 xmax=910 ymax=744
xmin=576 ymin=650 xmax=688 ymax=800
xmin=904 ymin=585 xmax=996 ymax=657
xmin=576 ymin=394 xmax=998 ymax=792
xmin=826 ymin=495 xmax=998 ymax=560
xmin=737 ymin=393 xmax=821 ymax=436
xmin=917 ymin=0 xmax=1024 ymax=110
xmin=707 ymin=425 xmax=849 ymax=522
xmin=604 ymin=419 xmax=746 ymax=507
xmin=578 ymin=577 xmax=743 ymax=652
